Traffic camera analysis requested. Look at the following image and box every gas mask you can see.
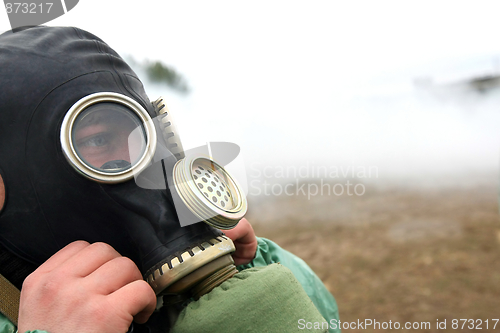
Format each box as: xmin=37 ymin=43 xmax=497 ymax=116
xmin=59 ymin=91 xmax=248 ymax=299
xmin=0 ymin=26 xmax=247 ymax=303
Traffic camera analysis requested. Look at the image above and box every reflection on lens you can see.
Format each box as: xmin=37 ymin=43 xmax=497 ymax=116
xmin=71 ymin=103 xmax=147 ymax=173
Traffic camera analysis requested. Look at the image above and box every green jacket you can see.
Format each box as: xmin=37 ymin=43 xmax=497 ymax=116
xmin=237 ymin=237 xmax=340 ymax=332
xmin=0 ymin=237 xmax=340 ymax=333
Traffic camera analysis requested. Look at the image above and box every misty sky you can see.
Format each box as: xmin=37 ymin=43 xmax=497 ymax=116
xmin=2 ymin=1 xmax=500 ymax=186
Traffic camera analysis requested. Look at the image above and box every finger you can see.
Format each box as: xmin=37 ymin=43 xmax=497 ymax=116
xmin=55 ymin=242 xmax=122 ymax=277
xmin=224 ymin=219 xmax=257 ymax=265
xmin=35 ymin=241 xmax=90 ymax=274
xmin=108 ymin=280 xmax=156 ymax=324
xmin=232 ymin=245 xmax=258 ymax=266
xmin=84 ymin=256 xmax=143 ymax=295
xmin=222 ymin=220 xmax=245 ymax=240
xmin=224 ymin=218 xmax=256 ymax=245
xmin=233 ymin=243 xmax=257 ymax=260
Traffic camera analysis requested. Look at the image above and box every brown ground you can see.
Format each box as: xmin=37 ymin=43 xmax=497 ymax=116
xmin=247 ymin=183 xmax=500 ymax=332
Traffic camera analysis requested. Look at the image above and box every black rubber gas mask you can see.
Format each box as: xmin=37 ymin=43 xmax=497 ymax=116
xmin=59 ymin=91 xmax=248 ymax=298
xmin=0 ymin=26 xmax=247 ymax=300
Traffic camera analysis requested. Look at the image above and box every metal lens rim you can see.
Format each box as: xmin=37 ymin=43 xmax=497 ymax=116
xmin=60 ymin=92 xmax=157 ymax=183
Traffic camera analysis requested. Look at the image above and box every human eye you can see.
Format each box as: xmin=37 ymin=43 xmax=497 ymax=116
xmin=79 ymin=133 xmax=111 ymax=147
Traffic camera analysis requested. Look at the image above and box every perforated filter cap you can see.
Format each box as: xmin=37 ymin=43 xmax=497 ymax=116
xmin=173 ymin=155 xmax=247 ymax=229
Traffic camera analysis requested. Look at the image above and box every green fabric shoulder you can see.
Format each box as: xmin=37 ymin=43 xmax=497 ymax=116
xmin=0 ymin=313 xmax=15 ymax=333
xmin=237 ymin=237 xmax=340 ymax=333
xmin=172 ymin=264 xmax=328 ymax=333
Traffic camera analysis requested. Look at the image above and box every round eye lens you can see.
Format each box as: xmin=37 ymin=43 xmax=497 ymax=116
xmin=71 ymin=103 xmax=147 ymax=173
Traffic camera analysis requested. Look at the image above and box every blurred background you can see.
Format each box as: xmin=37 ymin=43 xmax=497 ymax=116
xmin=2 ymin=1 xmax=499 ymax=331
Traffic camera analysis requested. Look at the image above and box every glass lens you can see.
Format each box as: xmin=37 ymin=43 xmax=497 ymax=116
xmin=72 ymin=103 xmax=147 ymax=173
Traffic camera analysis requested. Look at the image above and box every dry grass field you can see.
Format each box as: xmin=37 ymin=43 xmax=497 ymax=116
xmin=247 ymin=182 xmax=500 ymax=332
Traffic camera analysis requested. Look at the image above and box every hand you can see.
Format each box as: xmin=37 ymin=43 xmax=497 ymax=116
xmin=223 ymin=218 xmax=258 ymax=266
xmin=18 ymin=241 xmax=157 ymax=333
